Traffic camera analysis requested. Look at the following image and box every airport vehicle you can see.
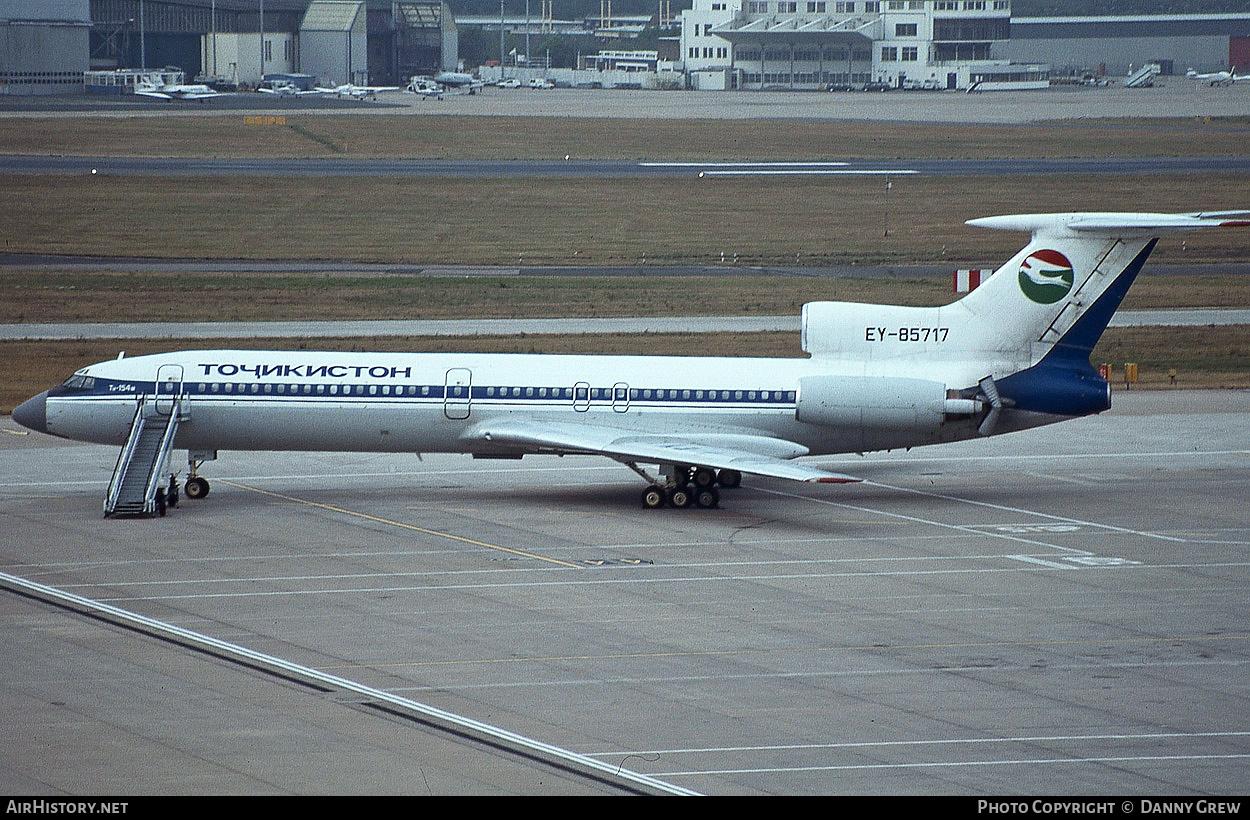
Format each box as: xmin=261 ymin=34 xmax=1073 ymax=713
xmin=497 ymin=78 xmax=522 ymax=88
xmin=528 ymin=78 xmax=555 ymax=89
xmin=1185 ymin=66 xmax=1247 ymax=86
xmin=12 ymin=211 xmax=1248 ymax=515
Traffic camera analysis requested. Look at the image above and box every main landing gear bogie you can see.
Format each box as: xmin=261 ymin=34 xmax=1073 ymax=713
xmin=639 ymin=465 xmax=737 ymax=510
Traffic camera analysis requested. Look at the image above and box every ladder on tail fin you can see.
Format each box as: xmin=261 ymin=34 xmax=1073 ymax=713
xmin=105 ymin=395 xmax=184 ymax=517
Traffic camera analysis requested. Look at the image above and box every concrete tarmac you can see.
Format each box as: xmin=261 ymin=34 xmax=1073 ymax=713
xmin=2 ymin=389 xmax=1249 ymax=795
xmin=3 ymin=79 xmax=1249 ymax=123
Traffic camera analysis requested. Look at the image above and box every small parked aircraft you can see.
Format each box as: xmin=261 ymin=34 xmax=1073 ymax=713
xmin=433 ymin=71 xmax=486 ymax=93
xmin=135 ymin=78 xmax=227 ymax=101
xmin=317 ymin=83 xmax=402 ymax=100
xmin=1185 ymin=66 xmax=1248 ymax=86
xmin=12 ymin=211 xmax=1248 ymax=514
xmin=405 ymin=77 xmax=446 ymax=98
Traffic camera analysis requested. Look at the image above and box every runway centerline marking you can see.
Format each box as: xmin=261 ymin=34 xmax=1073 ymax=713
xmin=221 ymin=480 xmax=584 ymax=569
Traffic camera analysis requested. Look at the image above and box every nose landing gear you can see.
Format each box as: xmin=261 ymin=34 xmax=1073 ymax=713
xmin=183 ymin=449 xmax=217 ymax=500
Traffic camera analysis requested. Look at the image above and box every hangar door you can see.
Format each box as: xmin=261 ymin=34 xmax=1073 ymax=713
xmin=1232 ymin=37 xmax=1250 ymax=72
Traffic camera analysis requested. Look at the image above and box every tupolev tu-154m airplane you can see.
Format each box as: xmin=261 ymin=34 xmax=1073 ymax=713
xmin=11 ymin=211 xmax=1250 ymax=515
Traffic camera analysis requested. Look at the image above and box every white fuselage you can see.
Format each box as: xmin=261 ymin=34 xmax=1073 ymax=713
xmin=44 ymin=349 xmax=994 ymax=459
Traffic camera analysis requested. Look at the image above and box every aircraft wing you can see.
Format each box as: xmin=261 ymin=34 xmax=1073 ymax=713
xmin=465 ymin=420 xmax=861 ymax=484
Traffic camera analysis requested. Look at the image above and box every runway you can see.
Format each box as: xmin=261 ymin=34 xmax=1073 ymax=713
xmin=3 ymin=389 xmax=1249 ymax=794
xmin=5 ymin=154 xmax=1250 ymax=179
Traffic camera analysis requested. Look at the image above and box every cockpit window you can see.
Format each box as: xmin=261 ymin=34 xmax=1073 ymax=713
xmin=61 ymin=375 xmax=96 ymax=391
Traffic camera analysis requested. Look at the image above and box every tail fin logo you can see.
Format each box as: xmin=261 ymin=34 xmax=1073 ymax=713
xmin=1018 ymin=250 xmax=1075 ymax=304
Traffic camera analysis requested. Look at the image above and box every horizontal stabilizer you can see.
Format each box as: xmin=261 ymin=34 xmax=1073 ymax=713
xmin=967 ymin=211 xmax=1250 ymax=236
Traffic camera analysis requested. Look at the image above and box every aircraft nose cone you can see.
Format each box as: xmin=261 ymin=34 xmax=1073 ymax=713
xmin=12 ymin=390 xmax=48 ymax=434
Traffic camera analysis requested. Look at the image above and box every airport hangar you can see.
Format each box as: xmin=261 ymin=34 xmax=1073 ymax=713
xmin=6 ymin=0 xmax=1250 ymax=95
xmin=1 ymin=0 xmax=459 ymax=93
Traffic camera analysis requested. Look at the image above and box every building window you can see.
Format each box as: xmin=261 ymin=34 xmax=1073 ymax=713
xmin=834 ymin=1 xmax=855 ymax=11
xmin=807 ymin=0 xmax=826 ymax=10
xmin=778 ymin=1 xmax=797 ymax=11
xmin=864 ymin=1 xmax=878 ymax=11
xmin=887 ymin=1 xmax=904 ymax=9
xmin=902 ymin=46 xmax=918 ymax=61
xmin=880 ymin=46 xmax=897 ymax=61
xmin=895 ymin=23 xmax=917 ymax=36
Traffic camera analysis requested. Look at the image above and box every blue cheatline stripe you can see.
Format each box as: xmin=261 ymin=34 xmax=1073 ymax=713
xmin=70 ymin=379 xmax=800 ymax=407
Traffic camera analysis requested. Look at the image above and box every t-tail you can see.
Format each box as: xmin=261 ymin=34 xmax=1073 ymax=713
xmin=800 ymin=211 xmax=1250 ymax=436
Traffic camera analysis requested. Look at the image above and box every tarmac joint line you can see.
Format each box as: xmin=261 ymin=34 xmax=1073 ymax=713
xmin=220 ymin=479 xmax=585 ymax=568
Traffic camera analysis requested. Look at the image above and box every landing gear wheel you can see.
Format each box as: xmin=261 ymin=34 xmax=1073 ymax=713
xmin=694 ymin=485 xmax=720 ymax=509
xmin=184 ymin=476 xmax=210 ymax=500
xmin=692 ymin=467 xmax=717 ymax=488
xmin=642 ymin=485 xmax=666 ymax=509
xmin=667 ymin=484 xmax=694 ymax=509
xmin=717 ymin=469 xmax=742 ymax=489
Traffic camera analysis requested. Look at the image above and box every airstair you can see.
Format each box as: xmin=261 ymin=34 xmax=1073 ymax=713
xmin=104 ymin=370 xmax=187 ymax=517
xmin=1124 ymin=63 xmax=1161 ymax=88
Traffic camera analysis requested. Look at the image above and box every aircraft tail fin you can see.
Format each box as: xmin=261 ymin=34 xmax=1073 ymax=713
xmin=952 ymin=211 xmax=1250 ymax=418
xmin=957 ymin=211 xmax=1250 ymax=358
xmin=801 ymin=211 xmax=1247 ymax=420
xmin=802 ymin=211 xmax=1248 ymax=364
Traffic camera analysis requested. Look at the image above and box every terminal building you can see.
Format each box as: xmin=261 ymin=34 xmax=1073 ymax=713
xmin=682 ymin=0 xmax=1045 ymax=91
xmin=679 ymin=0 xmax=1250 ymax=91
